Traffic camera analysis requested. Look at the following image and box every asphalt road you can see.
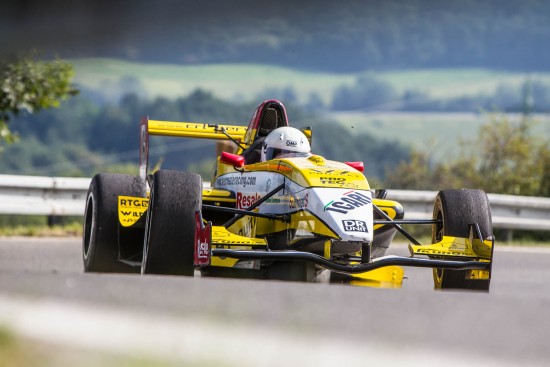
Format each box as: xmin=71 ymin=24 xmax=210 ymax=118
xmin=1 ymin=237 xmax=550 ymax=366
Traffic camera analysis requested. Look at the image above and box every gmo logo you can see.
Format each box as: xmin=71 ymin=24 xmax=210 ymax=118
xmin=342 ymin=220 xmax=368 ymax=233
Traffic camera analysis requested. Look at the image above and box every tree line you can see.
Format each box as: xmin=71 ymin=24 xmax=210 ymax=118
xmin=1 ymin=57 xmax=548 ymax=199
xmin=0 ymin=88 xmax=410 ymax=182
xmin=79 ymin=0 xmax=550 ymax=73
xmin=5 ymin=1 xmax=550 ymax=73
xmin=329 ymin=76 xmax=550 ymax=113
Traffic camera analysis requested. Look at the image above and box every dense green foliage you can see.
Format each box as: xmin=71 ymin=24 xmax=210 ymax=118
xmin=164 ymin=0 xmax=550 ymax=72
xmin=0 ymin=57 xmax=78 ymax=147
xmin=4 ymin=1 xmax=550 ymax=73
xmin=386 ymin=114 xmax=550 ymax=197
xmin=112 ymin=1 xmax=550 ymax=72
xmin=331 ymin=76 xmax=550 ymax=113
xmin=0 ymin=90 xmax=410 ymax=181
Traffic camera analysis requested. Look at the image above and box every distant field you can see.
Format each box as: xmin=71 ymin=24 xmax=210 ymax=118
xmin=71 ymin=58 xmax=550 ymax=104
xmin=379 ymin=69 xmax=550 ymax=98
xmin=328 ymin=111 xmax=550 ymax=160
xmin=71 ymin=58 xmax=355 ymax=104
xmin=71 ymin=59 xmax=550 ymax=160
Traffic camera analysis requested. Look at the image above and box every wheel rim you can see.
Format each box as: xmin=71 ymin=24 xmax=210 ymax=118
xmin=83 ymin=193 xmax=95 ymax=260
xmin=432 ymin=205 xmax=445 ymax=286
xmin=433 ymin=208 xmax=443 ymax=243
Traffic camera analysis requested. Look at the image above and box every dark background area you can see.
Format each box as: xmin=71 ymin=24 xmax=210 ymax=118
xmin=1 ymin=0 xmax=549 ymax=191
xmin=2 ymin=0 xmax=550 ymax=72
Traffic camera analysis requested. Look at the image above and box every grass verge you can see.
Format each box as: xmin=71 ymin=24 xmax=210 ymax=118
xmin=0 ymin=325 xmax=193 ymax=367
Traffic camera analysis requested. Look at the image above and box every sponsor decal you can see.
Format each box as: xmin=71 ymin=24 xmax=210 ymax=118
xmin=277 ymin=162 xmax=293 ymax=173
xmin=308 ymin=155 xmax=325 ymax=165
xmin=215 ymin=239 xmax=262 ymax=245
xmin=194 ymin=213 xmax=211 ymax=266
xmin=414 ymin=248 xmax=469 ymax=256
xmin=285 ymin=140 xmax=298 ymax=147
xmin=308 ymin=169 xmax=354 ymax=176
xmin=195 ymin=237 xmax=210 ymax=264
xmin=119 ymin=198 xmax=148 ymax=207
xmin=289 ymin=193 xmax=309 ymax=209
xmin=319 ymin=176 xmax=346 ymax=185
xmin=118 ymin=197 xmax=149 ymax=227
xmin=342 ymin=219 xmax=369 ymax=233
xmin=266 ymin=197 xmax=282 ymax=204
xmin=217 ymin=176 xmax=257 ymax=187
xmin=236 ymin=192 xmax=262 ymax=209
xmin=153 ymin=122 xmax=244 ymax=133
xmin=324 ymin=191 xmax=371 ymax=214
xmin=449 ymin=243 xmax=467 ymax=251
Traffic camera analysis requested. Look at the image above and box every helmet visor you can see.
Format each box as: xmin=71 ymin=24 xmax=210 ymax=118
xmin=265 ymin=147 xmax=310 ymax=161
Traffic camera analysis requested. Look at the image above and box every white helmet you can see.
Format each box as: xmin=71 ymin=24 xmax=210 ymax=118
xmin=261 ymin=127 xmax=311 ymax=161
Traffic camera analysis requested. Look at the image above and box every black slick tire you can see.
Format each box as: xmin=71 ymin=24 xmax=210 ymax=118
xmin=83 ymin=173 xmax=146 ymax=272
xmin=142 ymin=170 xmax=202 ymax=276
xmin=432 ymin=189 xmax=492 ymax=291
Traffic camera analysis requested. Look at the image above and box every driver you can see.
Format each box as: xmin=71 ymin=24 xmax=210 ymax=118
xmin=261 ymin=127 xmax=311 ymax=161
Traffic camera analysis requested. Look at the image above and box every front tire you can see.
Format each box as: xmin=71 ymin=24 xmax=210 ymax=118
xmin=83 ymin=174 xmax=146 ymax=272
xmin=142 ymin=170 xmax=202 ymax=276
xmin=432 ymin=189 xmax=492 ymax=290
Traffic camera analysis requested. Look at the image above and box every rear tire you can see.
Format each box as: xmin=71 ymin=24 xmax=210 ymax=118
xmin=142 ymin=170 xmax=202 ymax=276
xmin=83 ymin=174 xmax=146 ymax=272
xmin=432 ymin=189 xmax=492 ymax=290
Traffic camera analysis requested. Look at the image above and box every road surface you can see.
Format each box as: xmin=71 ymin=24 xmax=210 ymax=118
xmin=0 ymin=237 xmax=549 ymax=366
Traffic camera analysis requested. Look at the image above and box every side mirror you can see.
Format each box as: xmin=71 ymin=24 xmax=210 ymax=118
xmin=345 ymin=161 xmax=364 ymax=172
xmin=220 ymin=151 xmax=245 ymax=168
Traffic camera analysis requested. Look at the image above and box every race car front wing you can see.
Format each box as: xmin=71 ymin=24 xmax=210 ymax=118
xmin=194 ymin=204 xmax=494 ymax=277
xmin=209 ymin=247 xmax=492 ymax=274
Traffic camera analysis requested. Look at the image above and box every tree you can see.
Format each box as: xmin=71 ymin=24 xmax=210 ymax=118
xmin=386 ymin=113 xmax=550 ymax=197
xmin=331 ymin=75 xmax=397 ymax=111
xmin=0 ymin=56 xmax=78 ymax=148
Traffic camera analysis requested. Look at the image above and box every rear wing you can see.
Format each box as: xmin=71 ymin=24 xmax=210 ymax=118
xmin=139 ymin=117 xmax=247 ymax=180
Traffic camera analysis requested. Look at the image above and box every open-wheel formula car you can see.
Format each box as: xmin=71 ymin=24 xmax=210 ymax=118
xmin=83 ymin=100 xmax=495 ymax=290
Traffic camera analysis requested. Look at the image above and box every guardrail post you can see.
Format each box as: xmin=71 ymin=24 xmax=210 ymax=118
xmin=47 ymin=215 xmax=65 ymax=227
xmin=504 ymin=229 xmax=514 ymax=243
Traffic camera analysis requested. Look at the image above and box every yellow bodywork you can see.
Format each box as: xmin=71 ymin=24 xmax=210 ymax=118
xmin=409 ymin=236 xmax=493 ymax=260
xmin=236 ymin=156 xmax=371 ymax=190
xmin=211 ymin=225 xmax=267 ymax=247
xmin=348 ymin=266 xmax=405 ymax=288
xmin=210 ymin=226 xmax=267 ymax=268
xmin=136 ymin=119 xmax=492 ymax=285
xmin=148 ymin=120 xmax=247 ymax=141
xmin=203 ymin=187 xmax=236 ymax=204
xmin=409 ymin=235 xmax=493 ymax=281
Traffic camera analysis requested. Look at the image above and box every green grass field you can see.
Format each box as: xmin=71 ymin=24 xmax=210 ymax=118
xmin=71 ymin=58 xmax=356 ymax=104
xmin=328 ymin=111 xmax=550 ymax=160
xmin=71 ymin=58 xmax=550 ymax=104
xmin=71 ymin=58 xmax=550 ymax=160
xmin=378 ymin=68 xmax=549 ymax=97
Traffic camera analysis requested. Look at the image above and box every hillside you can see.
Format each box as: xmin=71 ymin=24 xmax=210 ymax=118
xmin=4 ymin=0 xmax=550 ymax=73
xmin=72 ymin=59 xmax=550 ymax=105
xmin=3 ymin=58 xmax=550 ymax=182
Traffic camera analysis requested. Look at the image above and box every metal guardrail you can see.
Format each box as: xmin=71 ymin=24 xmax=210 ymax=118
xmin=386 ymin=190 xmax=550 ymax=232
xmin=0 ymin=174 xmax=549 ymax=233
xmin=0 ymin=174 xmax=90 ymax=216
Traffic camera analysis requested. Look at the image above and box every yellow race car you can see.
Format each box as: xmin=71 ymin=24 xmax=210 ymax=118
xmin=82 ymin=100 xmax=494 ymax=290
